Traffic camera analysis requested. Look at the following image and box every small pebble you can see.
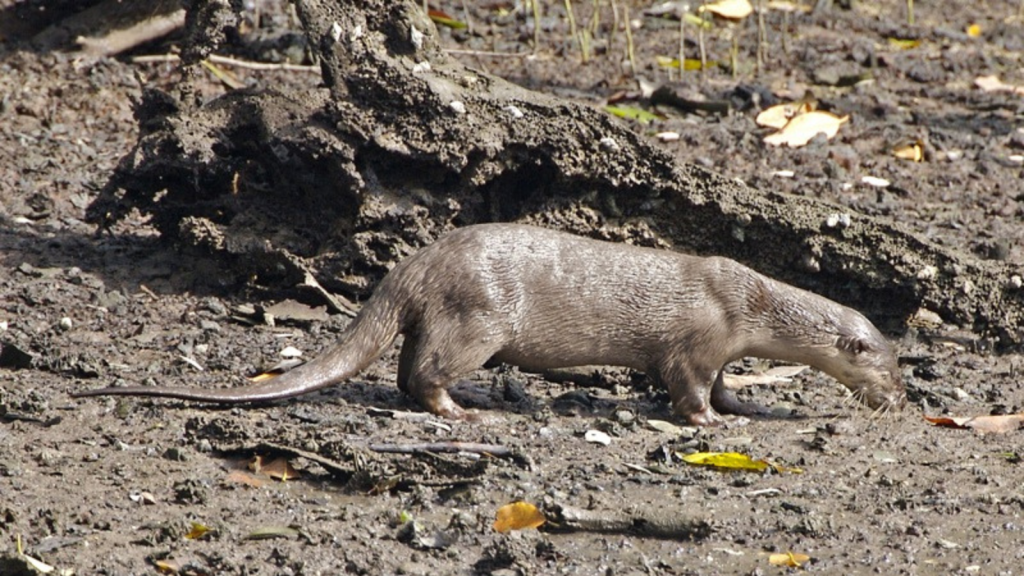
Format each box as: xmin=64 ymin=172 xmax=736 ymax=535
xmin=58 ymin=317 xmax=73 ymax=331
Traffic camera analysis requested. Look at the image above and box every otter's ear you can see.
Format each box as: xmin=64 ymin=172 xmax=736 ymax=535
xmin=837 ymin=335 xmax=871 ymax=355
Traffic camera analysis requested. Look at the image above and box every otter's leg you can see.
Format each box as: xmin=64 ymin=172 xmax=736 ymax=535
xmin=657 ymin=360 xmax=726 ymax=427
xmin=404 ymin=326 xmax=502 ymax=420
xmin=709 ymin=369 xmax=771 ymax=417
xmin=396 ymin=334 xmax=418 ymax=395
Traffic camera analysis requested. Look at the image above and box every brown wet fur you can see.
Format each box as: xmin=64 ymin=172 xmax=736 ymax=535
xmin=75 ymin=224 xmax=906 ymax=425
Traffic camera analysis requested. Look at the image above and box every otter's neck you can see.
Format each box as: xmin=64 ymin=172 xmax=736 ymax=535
xmin=735 ymin=276 xmax=845 ymax=369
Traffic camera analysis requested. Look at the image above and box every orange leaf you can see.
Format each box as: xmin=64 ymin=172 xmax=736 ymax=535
xmin=493 ymin=502 xmax=546 ymax=533
xmin=261 ymin=457 xmax=300 ymax=481
xmin=225 ymin=469 xmax=265 ymax=488
xmin=925 ymin=414 xmax=1024 ymax=435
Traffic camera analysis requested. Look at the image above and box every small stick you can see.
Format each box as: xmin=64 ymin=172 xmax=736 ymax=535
xmin=368 ymin=442 xmax=516 ymax=458
xmin=532 ymin=0 xmax=542 ymax=53
xmin=677 ymin=6 xmax=686 ymax=81
xmin=756 ymin=0 xmax=765 ymax=76
xmin=563 ymin=0 xmax=583 ymax=62
xmin=546 ymin=503 xmax=712 ymax=539
xmin=906 ymin=0 xmax=914 ymax=25
xmin=698 ymin=1 xmax=708 ymax=83
xmin=623 ymin=2 xmax=636 ymax=75
xmin=609 ymin=0 xmax=620 ymax=62
xmin=443 ymin=49 xmax=530 ymax=58
xmin=132 ymin=53 xmax=319 ymax=72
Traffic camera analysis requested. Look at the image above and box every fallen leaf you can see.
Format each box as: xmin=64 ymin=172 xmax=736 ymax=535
xmin=887 ymin=37 xmax=922 ymax=50
xmin=766 ymin=0 xmax=811 ymax=11
xmin=605 ymin=105 xmax=661 ymax=125
xmin=679 ymin=451 xmax=803 ymax=473
xmin=154 ymin=559 xmax=180 ymax=574
xmin=924 ymin=413 xmax=1024 ymax=434
xmin=755 ymin=102 xmax=813 ymax=129
xmin=699 ymin=0 xmax=753 ymax=19
xmin=655 ymin=56 xmax=714 ymax=70
xmin=265 ymin=299 xmax=330 ymax=323
xmin=769 ymin=552 xmax=811 ymax=567
xmin=185 ymin=522 xmax=213 ymax=540
xmin=225 ymin=469 xmax=265 ymax=488
xmin=494 ymin=502 xmax=546 ymax=533
xmin=763 ymin=111 xmax=848 ymax=148
xmin=261 ymin=457 xmax=300 ymax=481
xmin=893 ymin=140 xmax=924 ymax=162
xmin=246 ymin=526 xmax=300 ymax=540
xmin=428 ymin=9 xmax=467 ymax=29
xmin=975 ymin=75 xmax=1024 ymax=96
xmin=16 ymin=534 xmax=56 ymax=574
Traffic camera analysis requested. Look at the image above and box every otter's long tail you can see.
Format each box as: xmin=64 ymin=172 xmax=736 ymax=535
xmin=72 ymin=297 xmax=404 ymax=404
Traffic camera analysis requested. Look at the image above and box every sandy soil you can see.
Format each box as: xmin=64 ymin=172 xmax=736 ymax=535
xmin=2 ymin=1 xmax=1024 ymax=574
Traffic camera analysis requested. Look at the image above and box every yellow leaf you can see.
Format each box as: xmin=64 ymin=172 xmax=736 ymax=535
xmin=769 ymin=552 xmax=811 ymax=567
xmin=493 ymin=502 xmax=546 ymax=533
xmin=892 ymin=141 xmax=923 ymax=162
xmin=699 ymin=0 xmax=754 ymax=19
xmin=966 ymin=23 xmax=981 ymax=37
xmin=605 ymin=105 xmax=661 ymax=125
xmin=679 ymin=451 xmax=802 ymax=473
xmin=656 ymin=56 xmax=713 ymax=71
xmin=680 ymin=451 xmax=770 ymax=471
xmin=763 ymin=111 xmax=848 ymax=148
xmin=887 ymin=37 xmax=922 ymax=50
xmin=185 ymin=522 xmax=213 ymax=540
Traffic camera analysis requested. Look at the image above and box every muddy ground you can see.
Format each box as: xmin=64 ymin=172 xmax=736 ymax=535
xmin=2 ymin=0 xmax=1024 ymax=574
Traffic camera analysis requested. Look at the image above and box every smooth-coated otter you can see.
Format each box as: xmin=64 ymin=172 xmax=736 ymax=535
xmin=74 ymin=223 xmax=906 ymax=426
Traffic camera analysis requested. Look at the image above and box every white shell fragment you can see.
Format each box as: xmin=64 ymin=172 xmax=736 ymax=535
xmin=449 ymin=101 xmax=466 ymax=114
xmin=410 ymin=25 xmax=424 ymax=50
xmin=656 ymin=131 xmax=680 ymax=142
xmin=916 ymin=265 xmax=938 ymax=281
xmin=330 ymin=21 xmax=343 ymax=42
xmin=599 ymin=136 xmax=620 ymax=151
xmin=412 ymin=61 xmax=431 ymax=74
xmin=505 ymin=105 xmax=524 ymax=119
xmin=825 ymin=213 xmax=851 ymax=229
xmin=1009 ymin=275 xmax=1022 ymax=289
xmin=584 ymin=429 xmax=612 ymax=446
xmin=280 ymin=346 xmax=303 ymax=359
xmin=772 ymin=170 xmax=795 ymax=178
xmin=861 ymin=175 xmax=890 ymax=188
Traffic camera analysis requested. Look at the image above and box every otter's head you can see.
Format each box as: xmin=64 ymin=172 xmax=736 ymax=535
xmin=829 ymin=320 xmax=906 ymax=412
